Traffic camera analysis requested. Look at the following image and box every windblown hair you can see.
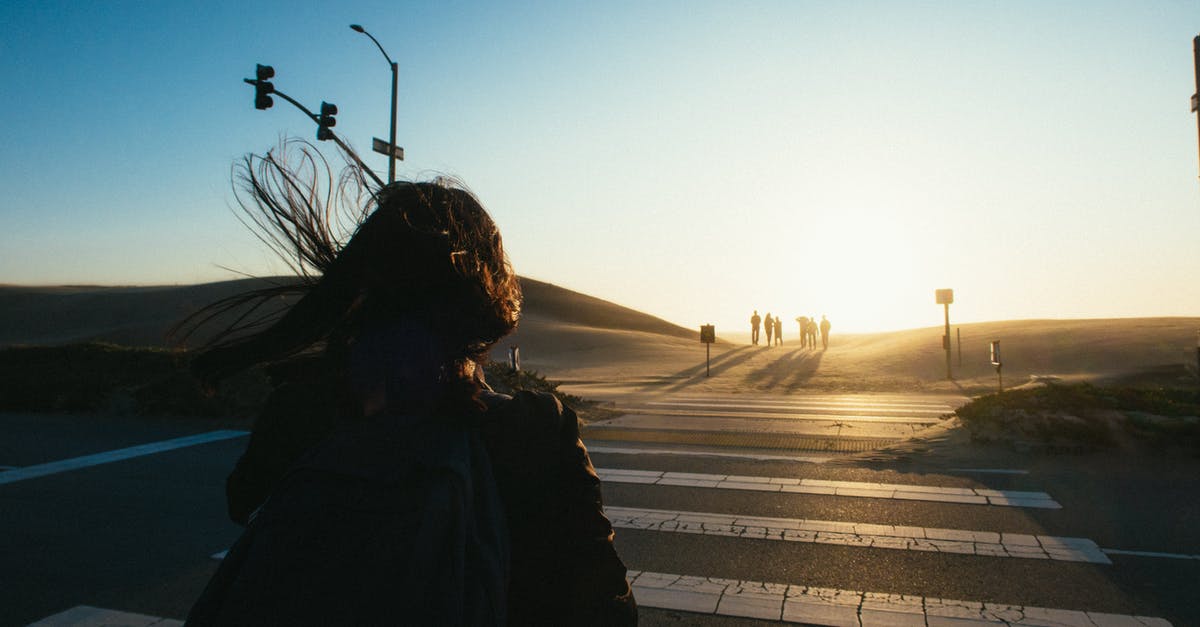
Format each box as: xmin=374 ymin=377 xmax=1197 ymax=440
xmin=177 ymin=140 xmax=521 ymax=409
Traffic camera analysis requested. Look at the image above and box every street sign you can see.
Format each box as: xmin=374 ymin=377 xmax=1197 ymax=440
xmin=935 ymin=289 xmax=954 ymax=305
xmin=372 ymin=137 xmax=404 ymax=161
xmin=990 ymin=340 xmax=1001 ymax=366
xmin=700 ymin=324 xmax=715 ymax=377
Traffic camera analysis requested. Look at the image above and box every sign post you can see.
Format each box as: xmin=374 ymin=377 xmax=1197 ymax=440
xmin=935 ymin=289 xmax=954 ymax=380
xmin=700 ymin=324 xmax=715 ymax=377
xmin=1192 ymin=35 xmax=1199 ymax=179
xmin=990 ymin=340 xmax=1003 ymax=393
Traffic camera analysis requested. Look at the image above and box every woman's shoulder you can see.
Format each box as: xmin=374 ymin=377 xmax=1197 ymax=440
xmin=480 ymin=390 xmax=580 ymax=446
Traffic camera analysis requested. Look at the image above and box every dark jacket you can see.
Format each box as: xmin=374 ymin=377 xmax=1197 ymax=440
xmin=196 ymin=380 xmax=636 ymax=626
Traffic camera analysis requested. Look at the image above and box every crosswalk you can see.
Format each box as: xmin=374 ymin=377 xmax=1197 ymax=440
xmin=589 ymin=393 xmax=1178 ymax=626
xmin=20 ymin=393 xmax=1183 ymax=626
xmin=584 ymin=392 xmax=963 ymax=447
xmin=599 ymin=461 xmax=1170 ymax=624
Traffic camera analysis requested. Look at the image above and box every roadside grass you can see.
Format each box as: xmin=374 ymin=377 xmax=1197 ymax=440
xmin=0 ymin=343 xmax=268 ymax=417
xmin=955 ymin=382 xmax=1200 ymax=452
xmin=0 ymin=342 xmax=605 ymax=421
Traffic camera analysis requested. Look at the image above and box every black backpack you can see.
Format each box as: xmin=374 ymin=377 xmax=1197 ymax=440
xmin=187 ymin=413 xmax=509 ymax=626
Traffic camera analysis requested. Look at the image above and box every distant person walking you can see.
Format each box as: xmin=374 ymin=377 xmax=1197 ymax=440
xmin=764 ymin=313 xmax=774 ymax=346
xmin=807 ymin=317 xmax=818 ymax=348
xmin=796 ymin=316 xmax=808 ymax=348
xmin=774 ymin=316 xmax=783 ymax=346
xmin=820 ymin=315 xmax=831 ymax=349
xmin=750 ymin=310 xmax=761 ymax=345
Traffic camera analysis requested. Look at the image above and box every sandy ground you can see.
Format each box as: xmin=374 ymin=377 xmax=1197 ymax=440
xmin=3 ymin=279 xmax=1197 ymax=397
xmin=505 ymin=316 xmax=1200 ymax=399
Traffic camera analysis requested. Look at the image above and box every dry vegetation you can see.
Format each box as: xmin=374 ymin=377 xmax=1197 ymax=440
xmin=955 ymin=383 xmax=1200 ymax=454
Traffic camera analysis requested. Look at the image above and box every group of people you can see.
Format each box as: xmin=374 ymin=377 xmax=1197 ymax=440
xmin=750 ymin=310 xmax=831 ymax=349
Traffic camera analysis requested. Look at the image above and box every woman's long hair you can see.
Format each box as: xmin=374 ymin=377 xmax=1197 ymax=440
xmin=175 ymin=139 xmax=521 ymax=411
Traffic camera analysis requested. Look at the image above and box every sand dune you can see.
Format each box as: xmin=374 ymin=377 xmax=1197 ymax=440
xmin=0 ymin=277 xmax=693 ymax=350
xmin=1 ymin=279 xmax=1195 ymax=394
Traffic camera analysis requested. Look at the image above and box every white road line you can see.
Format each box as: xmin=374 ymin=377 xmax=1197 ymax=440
xmin=586 ymin=445 xmax=832 ymax=463
xmin=646 ymin=394 xmax=961 ymax=407
xmin=596 ymin=468 xmax=1062 ymax=509
xmin=1103 ymin=549 xmax=1200 ymax=561
xmin=27 ymin=605 xmax=182 ymax=626
xmin=28 ymin=592 xmax=1174 ymax=627
xmin=948 ymin=468 xmax=1029 ymax=475
xmin=613 ymin=407 xmax=945 ymax=424
xmin=627 ymin=570 xmax=1172 ymax=626
xmin=644 ymin=399 xmax=953 ymax=413
xmin=0 ymin=430 xmax=249 ymax=486
xmin=607 ymin=506 xmax=1110 ymax=564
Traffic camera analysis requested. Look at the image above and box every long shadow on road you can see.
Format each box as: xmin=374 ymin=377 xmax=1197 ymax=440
xmin=742 ymin=347 xmax=824 ymax=392
xmin=640 ymin=345 xmax=757 ymax=394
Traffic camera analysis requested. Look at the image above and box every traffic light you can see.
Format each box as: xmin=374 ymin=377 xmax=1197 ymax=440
xmin=254 ymin=64 xmax=274 ymax=110
xmin=317 ymin=102 xmax=337 ymax=140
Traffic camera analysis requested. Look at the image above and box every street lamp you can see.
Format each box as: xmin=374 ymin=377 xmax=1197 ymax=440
xmin=350 ymin=24 xmax=401 ymax=184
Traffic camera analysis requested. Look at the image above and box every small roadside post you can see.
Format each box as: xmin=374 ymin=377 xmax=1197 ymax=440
xmin=936 ymin=289 xmax=954 ymax=379
xmin=990 ymin=340 xmax=1003 ymax=393
xmin=700 ymin=324 xmax=716 ymax=377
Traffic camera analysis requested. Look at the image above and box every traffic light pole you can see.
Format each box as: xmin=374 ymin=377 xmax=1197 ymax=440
xmin=243 ymin=75 xmax=386 ymax=189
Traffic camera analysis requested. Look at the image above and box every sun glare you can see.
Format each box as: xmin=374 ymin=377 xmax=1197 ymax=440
xmin=773 ymin=207 xmax=934 ymax=334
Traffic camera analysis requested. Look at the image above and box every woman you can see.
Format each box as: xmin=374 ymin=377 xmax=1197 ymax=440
xmin=183 ymin=143 xmax=636 ymax=625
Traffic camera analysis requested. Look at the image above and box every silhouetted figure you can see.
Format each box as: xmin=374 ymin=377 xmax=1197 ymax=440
xmin=774 ymin=316 xmax=783 ymax=346
xmin=181 ymin=145 xmax=635 ymax=626
xmin=764 ymin=313 xmax=774 ymax=346
xmin=807 ymin=316 xmax=818 ymax=348
xmin=796 ymin=316 xmax=809 ymax=348
xmin=750 ymin=310 xmax=761 ymax=345
xmin=820 ymin=314 xmax=831 ymax=349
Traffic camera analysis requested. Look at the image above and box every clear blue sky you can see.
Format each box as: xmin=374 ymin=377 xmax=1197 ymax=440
xmin=2 ymin=1 xmax=1198 ymax=333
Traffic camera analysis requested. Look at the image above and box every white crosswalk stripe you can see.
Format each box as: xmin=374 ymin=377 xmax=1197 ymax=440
xmin=627 ymin=570 xmax=1173 ymax=626
xmin=614 ymin=396 xmax=958 ymax=425
xmin=615 ymin=407 xmax=947 ymax=424
xmin=596 ymin=468 xmax=1062 ymax=508
xmin=587 ymin=445 xmax=833 ymax=463
xmin=606 ymin=506 xmax=1111 ymax=563
xmin=592 ymin=393 xmax=966 ymax=442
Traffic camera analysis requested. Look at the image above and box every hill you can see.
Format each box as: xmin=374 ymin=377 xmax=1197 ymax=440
xmin=0 ymin=276 xmax=694 ymax=348
xmin=1 ymin=280 xmax=1196 ymax=395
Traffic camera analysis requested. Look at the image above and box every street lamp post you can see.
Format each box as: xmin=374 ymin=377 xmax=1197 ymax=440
xmin=351 ymin=24 xmax=401 ymax=184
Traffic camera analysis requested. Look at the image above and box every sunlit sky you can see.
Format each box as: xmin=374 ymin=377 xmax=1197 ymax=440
xmin=2 ymin=1 xmax=1198 ymax=333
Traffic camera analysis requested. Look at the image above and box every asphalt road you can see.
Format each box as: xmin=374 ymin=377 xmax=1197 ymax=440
xmin=3 ymin=393 xmax=1197 ymax=626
